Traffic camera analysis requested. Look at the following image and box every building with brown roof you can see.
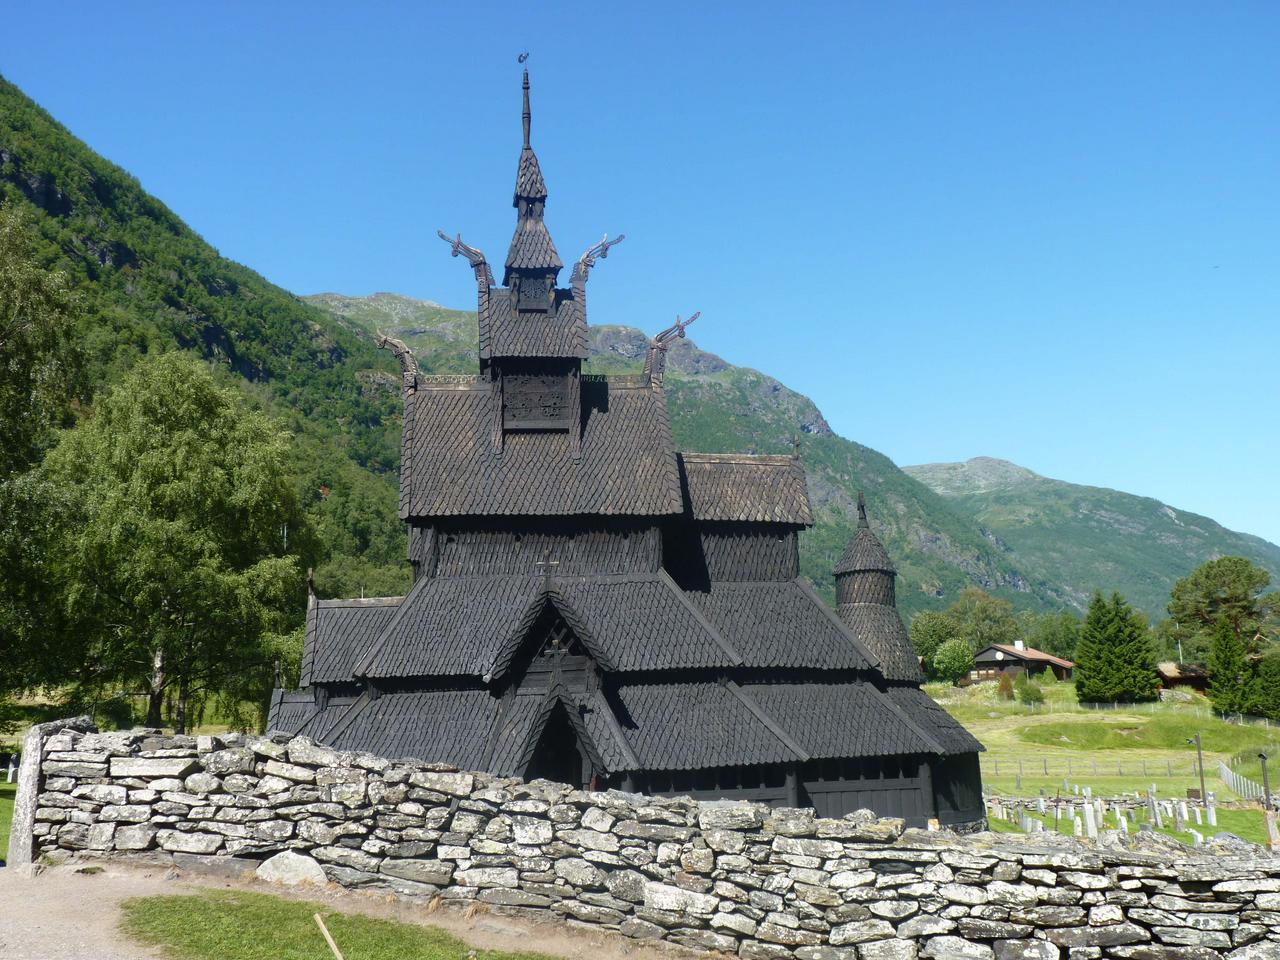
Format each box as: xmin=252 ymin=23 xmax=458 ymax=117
xmin=972 ymin=642 xmax=1074 ymax=683
xmin=268 ymin=70 xmax=984 ymax=828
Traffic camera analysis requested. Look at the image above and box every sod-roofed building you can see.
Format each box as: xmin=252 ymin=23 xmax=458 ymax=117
xmin=268 ymin=71 xmax=984 ymax=828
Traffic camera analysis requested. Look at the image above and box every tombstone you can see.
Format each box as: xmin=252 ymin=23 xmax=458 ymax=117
xmin=1073 ymin=784 xmax=1080 ymax=796
xmin=1084 ymin=786 xmax=1092 ymax=799
xmin=1083 ymin=801 xmax=1098 ymax=839
xmin=1189 ymin=828 xmax=1203 ymax=846
xmin=4 ymin=753 xmax=16 ymax=784
xmin=1148 ymin=789 xmax=1163 ymax=829
xmin=1116 ymin=814 xmax=1129 ymax=837
xmin=1193 ymin=805 xmax=1202 ymax=825
xmin=1139 ymin=822 xmax=1153 ymax=833
xmin=1036 ymin=796 xmax=1047 ymax=814
xmin=1206 ymin=792 xmax=1217 ymax=828
xmin=1174 ymin=803 xmax=1186 ymax=832
xmin=1072 ymin=815 xmax=1083 ymax=837
xmin=1062 ymin=779 xmax=1069 ymax=793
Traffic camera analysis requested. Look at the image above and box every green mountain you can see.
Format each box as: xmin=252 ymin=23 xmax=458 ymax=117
xmin=309 ymin=294 xmax=1068 ymax=615
xmin=904 ymin=457 xmax=1280 ymax=618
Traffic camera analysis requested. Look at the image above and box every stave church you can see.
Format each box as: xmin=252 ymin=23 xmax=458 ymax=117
xmin=268 ymin=70 xmax=984 ymax=829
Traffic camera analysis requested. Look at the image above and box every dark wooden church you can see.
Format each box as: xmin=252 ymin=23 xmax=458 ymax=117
xmin=269 ymin=71 xmax=984 ymax=829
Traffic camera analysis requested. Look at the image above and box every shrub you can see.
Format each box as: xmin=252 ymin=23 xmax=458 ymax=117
xmin=934 ymin=638 xmax=975 ymax=686
xmin=1015 ymin=673 xmax=1045 ymax=705
xmin=996 ymin=673 xmax=1015 ymax=700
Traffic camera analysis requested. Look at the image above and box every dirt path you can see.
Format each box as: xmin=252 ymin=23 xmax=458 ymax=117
xmin=0 ymin=861 xmax=690 ymax=960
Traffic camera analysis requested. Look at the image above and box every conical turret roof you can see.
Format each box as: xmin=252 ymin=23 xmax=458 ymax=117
xmin=834 ymin=493 xmax=896 ymax=576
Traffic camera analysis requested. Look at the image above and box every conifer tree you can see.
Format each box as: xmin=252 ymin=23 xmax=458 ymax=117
xmin=1074 ymin=592 xmax=1159 ymax=703
xmin=1207 ymin=614 xmax=1252 ymax=716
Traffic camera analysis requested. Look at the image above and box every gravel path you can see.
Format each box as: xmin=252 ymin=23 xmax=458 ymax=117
xmin=0 ymin=861 xmax=684 ymax=960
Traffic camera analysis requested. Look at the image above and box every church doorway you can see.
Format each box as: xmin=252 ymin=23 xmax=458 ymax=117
xmin=526 ymin=702 xmax=588 ymax=787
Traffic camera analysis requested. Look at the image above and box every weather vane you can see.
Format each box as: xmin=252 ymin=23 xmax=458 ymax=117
xmin=518 ymin=52 xmax=529 ymax=64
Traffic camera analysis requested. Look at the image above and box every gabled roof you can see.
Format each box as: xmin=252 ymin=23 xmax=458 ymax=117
xmin=685 ymin=579 xmax=876 ymax=670
xmin=355 ymin=572 xmax=740 ymax=681
xmin=834 ymin=493 xmax=895 ymax=575
xmin=484 ymin=288 xmax=587 ymax=359
xmin=266 ymin=690 xmax=318 ymax=735
xmin=978 ymin=643 xmax=1074 ymax=670
xmin=836 ymin=602 xmax=925 ymax=683
xmin=300 ymin=597 xmax=403 ymax=686
xmin=679 ymin=453 xmax=813 ymax=525
xmin=403 ymin=377 xmax=682 ymax=518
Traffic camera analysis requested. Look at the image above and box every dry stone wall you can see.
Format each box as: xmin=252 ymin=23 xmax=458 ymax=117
xmin=11 ymin=721 xmax=1280 ymax=960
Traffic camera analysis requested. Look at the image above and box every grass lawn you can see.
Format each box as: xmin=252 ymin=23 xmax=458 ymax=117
xmin=121 ymin=890 xmax=557 ymax=960
xmin=0 ymin=780 xmax=15 ymax=858
xmin=928 ymin=680 xmax=1280 ymax=802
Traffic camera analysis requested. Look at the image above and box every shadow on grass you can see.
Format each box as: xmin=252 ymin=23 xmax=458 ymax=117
xmin=120 ymin=889 xmax=558 ymax=960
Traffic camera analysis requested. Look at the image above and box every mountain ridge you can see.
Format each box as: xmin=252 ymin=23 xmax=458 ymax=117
xmin=905 ymin=456 xmax=1280 ymax=616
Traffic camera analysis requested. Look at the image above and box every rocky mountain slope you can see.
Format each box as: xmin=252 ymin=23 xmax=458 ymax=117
xmin=905 ymin=457 xmax=1280 ymax=617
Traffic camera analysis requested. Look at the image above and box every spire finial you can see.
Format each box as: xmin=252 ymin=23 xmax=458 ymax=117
xmin=792 ymin=433 xmax=801 ymax=460
xmin=856 ymin=491 xmax=869 ymax=528
xmin=519 ymin=53 xmax=531 ymax=148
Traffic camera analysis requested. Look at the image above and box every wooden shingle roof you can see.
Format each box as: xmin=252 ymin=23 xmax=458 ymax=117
xmin=685 ymin=579 xmax=876 ymax=670
xmin=403 ymin=377 xmax=682 ymax=518
xmin=836 ymin=602 xmax=925 ymax=684
xmin=834 ymin=493 xmax=896 ymax=575
xmin=300 ymin=597 xmax=404 ymax=686
xmin=883 ymin=686 xmax=985 ymax=757
xmin=484 ymin=288 xmax=587 ymax=359
xmin=353 ymin=572 xmax=740 ymax=681
xmin=679 ymin=453 xmax=813 ymax=525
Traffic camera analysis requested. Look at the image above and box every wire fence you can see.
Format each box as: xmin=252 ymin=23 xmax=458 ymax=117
xmin=983 ymin=756 xmax=1201 ymax=779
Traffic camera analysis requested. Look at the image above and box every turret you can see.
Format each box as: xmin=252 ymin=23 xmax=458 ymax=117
xmin=834 ymin=493 xmax=924 ymax=684
xmin=834 ymin=492 xmax=896 ymax=607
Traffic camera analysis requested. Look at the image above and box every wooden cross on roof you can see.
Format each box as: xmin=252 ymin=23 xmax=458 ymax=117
xmin=535 ymin=546 xmax=560 ymax=582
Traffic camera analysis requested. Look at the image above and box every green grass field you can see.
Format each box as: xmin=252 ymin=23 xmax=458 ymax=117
xmin=121 ymin=890 xmax=554 ymax=960
xmin=0 ymin=781 xmax=15 ymax=858
xmin=928 ymin=680 xmax=1280 ymax=804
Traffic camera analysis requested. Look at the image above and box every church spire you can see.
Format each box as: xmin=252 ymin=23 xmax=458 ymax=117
xmin=857 ymin=491 xmax=870 ymax=529
xmin=522 ymin=68 xmax=531 ymax=148
xmin=506 ymin=64 xmax=561 ymax=288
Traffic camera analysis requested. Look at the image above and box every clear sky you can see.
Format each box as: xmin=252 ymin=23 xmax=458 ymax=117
xmin=4 ymin=2 xmax=1278 ymax=543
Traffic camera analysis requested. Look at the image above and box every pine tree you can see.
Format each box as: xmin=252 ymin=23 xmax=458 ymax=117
xmin=1074 ymin=592 xmax=1159 ymax=703
xmin=1207 ymin=614 xmax=1251 ymax=716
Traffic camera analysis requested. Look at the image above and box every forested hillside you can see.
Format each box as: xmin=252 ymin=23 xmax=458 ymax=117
xmin=0 ymin=75 xmax=406 ymax=600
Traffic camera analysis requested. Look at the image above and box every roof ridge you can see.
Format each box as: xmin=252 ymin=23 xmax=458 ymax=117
xmin=680 ymin=452 xmax=798 ymax=465
xmin=315 ymin=596 xmax=405 ymax=607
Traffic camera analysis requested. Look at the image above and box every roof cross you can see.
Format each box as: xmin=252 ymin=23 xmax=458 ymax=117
xmin=535 ymin=546 xmax=560 ymax=582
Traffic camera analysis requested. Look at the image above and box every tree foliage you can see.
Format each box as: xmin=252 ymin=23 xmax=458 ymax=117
xmin=946 ymin=587 xmax=1022 ymax=651
xmin=0 ymin=207 xmax=83 ymax=696
xmin=933 ymin=638 xmax=975 ymax=686
xmin=41 ymin=353 xmax=319 ymax=730
xmin=1074 ymin=592 xmax=1159 ymax=703
xmin=908 ymin=611 xmax=956 ymax=677
xmin=1207 ymin=614 xmax=1252 ymax=716
xmin=1025 ymin=610 xmax=1081 ymax=661
xmin=1168 ymin=557 xmax=1278 ymax=664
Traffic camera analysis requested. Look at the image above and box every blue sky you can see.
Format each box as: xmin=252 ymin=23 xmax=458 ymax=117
xmin=5 ymin=2 xmax=1279 ymax=544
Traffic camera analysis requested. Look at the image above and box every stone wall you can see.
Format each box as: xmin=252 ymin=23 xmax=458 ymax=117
xmin=12 ymin=721 xmax=1280 ymax=960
